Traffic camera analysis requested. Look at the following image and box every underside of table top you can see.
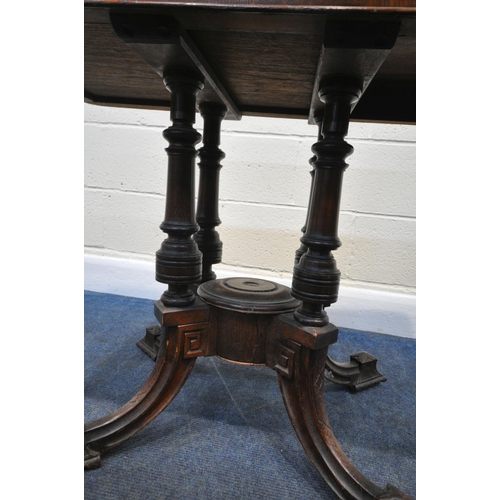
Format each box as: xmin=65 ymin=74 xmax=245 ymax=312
xmin=84 ymin=0 xmax=416 ymax=124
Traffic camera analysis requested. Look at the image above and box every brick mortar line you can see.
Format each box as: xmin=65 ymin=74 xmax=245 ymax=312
xmin=84 ymin=121 xmax=415 ymax=145
xmin=84 ymin=186 xmax=415 ymax=221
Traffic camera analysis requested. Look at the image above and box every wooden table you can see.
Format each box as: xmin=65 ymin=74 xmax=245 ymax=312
xmin=84 ymin=2 xmax=416 ymax=499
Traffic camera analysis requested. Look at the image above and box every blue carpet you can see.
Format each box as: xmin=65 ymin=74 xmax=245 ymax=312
xmin=84 ymin=291 xmax=415 ymax=499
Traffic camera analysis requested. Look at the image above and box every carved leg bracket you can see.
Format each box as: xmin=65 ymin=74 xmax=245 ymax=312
xmin=136 ymin=324 xmax=388 ymax=393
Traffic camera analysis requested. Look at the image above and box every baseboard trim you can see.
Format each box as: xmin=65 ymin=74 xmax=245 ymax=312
xmin=84 ymin=254 xmax=416 ymax=338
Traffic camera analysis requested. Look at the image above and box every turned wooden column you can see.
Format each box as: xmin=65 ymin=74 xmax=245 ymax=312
xmin=194 ymin=102 xmax=227 ymax=283
xmin=295 ymin=112 xmax=323 ymax=266
xmin=292 ymin=79 xmax=361 ymax=326
xmin=156 ymin=74 xmax=204 ymax=307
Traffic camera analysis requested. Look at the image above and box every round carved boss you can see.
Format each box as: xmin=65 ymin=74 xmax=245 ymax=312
xmin=197 ymin=277 xmax=300 ymax=314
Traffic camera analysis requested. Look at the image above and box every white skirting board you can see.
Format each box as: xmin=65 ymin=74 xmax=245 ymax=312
xmin=84 ymin=254 xmax=416 ymax=339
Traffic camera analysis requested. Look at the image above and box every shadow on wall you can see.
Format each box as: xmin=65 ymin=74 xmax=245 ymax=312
xmin=218 ymin=222 xmax=415 ymax=290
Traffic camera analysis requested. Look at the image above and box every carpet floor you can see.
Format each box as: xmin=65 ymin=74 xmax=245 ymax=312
xmin=84 ymin=291 xmax=416 ymax=499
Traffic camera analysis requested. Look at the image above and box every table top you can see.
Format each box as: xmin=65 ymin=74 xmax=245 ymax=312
xmin=84 ymin=0 xmax=415 ymax=124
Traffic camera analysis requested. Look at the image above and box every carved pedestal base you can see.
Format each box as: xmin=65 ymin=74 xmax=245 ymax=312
xmin=136 ymin=319 xmax=387 ymax=392
xmin=85 ymin=278 xmax=412 ymax=500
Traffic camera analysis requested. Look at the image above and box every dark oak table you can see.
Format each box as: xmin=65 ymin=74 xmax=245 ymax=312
xmin=84 ymin=2 xmax=416 ymax=499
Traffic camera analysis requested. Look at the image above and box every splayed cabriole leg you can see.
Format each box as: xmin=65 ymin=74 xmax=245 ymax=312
xmin=84 ymin=300 xmax=209 ymax=469
xmin=85 ymin=72 xmax=208 ymax=468
xmin=275 ymin=324 xmax=411 ymax=500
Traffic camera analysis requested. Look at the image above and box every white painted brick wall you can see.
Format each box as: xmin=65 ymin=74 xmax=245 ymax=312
xmin=84 ymin=103 xmax=415 ymax=295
